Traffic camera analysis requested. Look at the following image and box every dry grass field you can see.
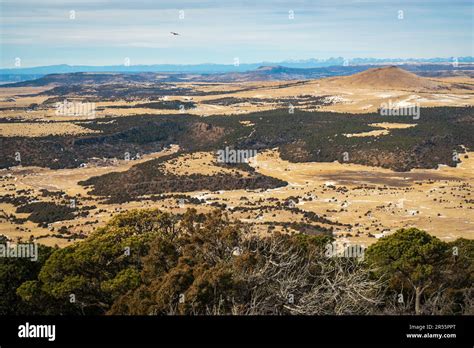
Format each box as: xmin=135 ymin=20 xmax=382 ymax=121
xmin=1 ymin=67 xmax=473 ymax=123
xmin=0 ymin=67 xmax=473 ymax=248
xmin=0 ymin=122 xmax=99 ymax=137
xmin=1 ymin=146 xmax=472 ymax=247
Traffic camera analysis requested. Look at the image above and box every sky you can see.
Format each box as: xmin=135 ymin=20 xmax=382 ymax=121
xmin=0 ymin=0 xmax=473 ymax=67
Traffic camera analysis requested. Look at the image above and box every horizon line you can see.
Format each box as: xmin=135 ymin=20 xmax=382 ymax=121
xmin=2 ymin=56 xmax=474 ymax=70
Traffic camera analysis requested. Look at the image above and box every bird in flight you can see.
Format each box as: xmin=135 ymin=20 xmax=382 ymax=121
xmin=170 ymin=32 xmax=180 ymax=36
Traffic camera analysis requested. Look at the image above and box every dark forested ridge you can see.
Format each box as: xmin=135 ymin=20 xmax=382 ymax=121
xmin=79 ymin=153 xmax=288 ymax=203
xmin=1 ymin=107 xmax=472 ymax=171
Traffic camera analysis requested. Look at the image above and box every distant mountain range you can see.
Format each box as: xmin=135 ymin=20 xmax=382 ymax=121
xmin=2 ymin=63 xmax=473 ymax=87
xmin=1 ymin=57 xmax=473 ymax=83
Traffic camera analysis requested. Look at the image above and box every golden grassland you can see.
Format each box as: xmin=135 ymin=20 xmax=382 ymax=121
xmin=1 ymin=74 xmax=473 ymax=125
xmin=0 ymin=122 xmax=100 ymax=137
xmin=0 ymin=74 xmax=473 ymax=247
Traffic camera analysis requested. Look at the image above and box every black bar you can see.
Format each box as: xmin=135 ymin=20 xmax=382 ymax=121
xmin=0 ymin=315 xmax=472 ymax=346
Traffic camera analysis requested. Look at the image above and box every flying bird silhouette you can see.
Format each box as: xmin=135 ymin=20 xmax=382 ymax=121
xmin=170 ymin=32 xmax=180 ymax=36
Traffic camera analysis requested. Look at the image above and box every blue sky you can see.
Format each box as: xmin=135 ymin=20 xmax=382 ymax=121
xmin=1 ymin=0 xmax=473 ymax=67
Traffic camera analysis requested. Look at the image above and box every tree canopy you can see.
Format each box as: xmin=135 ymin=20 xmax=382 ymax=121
xmin=0 ymin=209 xmax=470 ymax=315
